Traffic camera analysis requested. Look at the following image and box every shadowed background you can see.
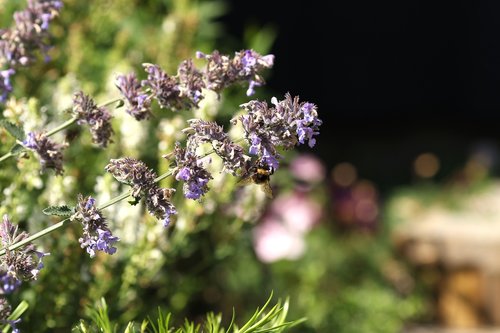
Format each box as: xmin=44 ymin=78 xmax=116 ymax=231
xmin=222 ymin=0 xmax=500 ymax=192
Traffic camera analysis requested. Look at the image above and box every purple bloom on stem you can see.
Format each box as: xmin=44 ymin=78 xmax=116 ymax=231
xmin=105 ymin=158 xmax=177 ymax=226
xmin=0 ymin=271 xmax=21 ymax=294
xmin=0 ymin=215 xmax=49 ymax=292
xmin=175 ymin=167 xmax=191 ymax=181
xmin=72 ymin=91 xmax=114 ymax=147
xmin=261 ymin=148 xmax=279 ymax=170
xmin=249 ymin=133 xmax=261 ymax=155
xmin=239 ymin=93 xmax=321 ymax=171
xmin=142 ymin=63 xmax=181 ymax=110
xmin=241 ymin=50 xmax=257 ymax=73
xmin=72 ymin=195 xmax=119 ymax=258
xmin=184 ymin=176 xmax=210 ymax=200
xmin=170 ymin=143 xmax=212 ymax=200
xmin=145 ymin=187 xmax=177 ymax=227
xmin=22 ymin=131 xmax=66 ymax=175
xmin=115 ymin=73 xmax=152 ymax=120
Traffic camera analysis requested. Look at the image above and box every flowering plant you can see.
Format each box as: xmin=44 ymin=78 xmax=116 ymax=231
xmin=0 ymin=0 xmax=321 ymax=331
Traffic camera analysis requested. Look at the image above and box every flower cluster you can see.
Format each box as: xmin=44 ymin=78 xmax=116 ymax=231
xmin=71 ymin=195 xmax=119 ymax=258
xmin=239 ymin=93 xmax=322 ymax=171
xmin=22 ymin=131 xmax=66 ymax=175
xmin=72 ymin=91 xmax=114 ymax=147
xmin=170 ymin=142 xmax=212 ymax=200
xmin=197 ymin=49 xmax=274 ymax=96
xmin=115 ymin=73 xmax=151 ymax=120
xmin=115 ymin=49 xmax=273 ymax=118
xmin=105 ymin=158 xmax=177 ymax=226
xmin=0 ymin=0 xmax=62 ymax=102
xmin=0 ymin=215 xmax=49 ymax=294
xmin=185 ymin=119 xmax=248 ymax=175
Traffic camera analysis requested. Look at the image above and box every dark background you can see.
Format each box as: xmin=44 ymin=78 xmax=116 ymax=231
xmin=221 ymin=0 xmax=500 ymax=193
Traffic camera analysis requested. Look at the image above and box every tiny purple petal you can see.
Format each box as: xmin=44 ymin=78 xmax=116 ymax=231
xmin=176 ymin=167 xmax=191 ymax=181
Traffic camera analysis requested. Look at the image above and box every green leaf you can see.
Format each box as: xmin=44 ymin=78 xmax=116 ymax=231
xmin=0 ymin=120 xmax=25 ymax=141
xmin=115 ymin=99 xmax=125 ymax=108
xmin=42 ymin=205 xmax=74 ymax=217
xmin=9 ymin=143 xmax=24 ymax=155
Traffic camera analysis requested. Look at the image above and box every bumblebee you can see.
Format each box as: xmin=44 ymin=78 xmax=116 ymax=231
xmin=238 ymin=160 xmax=274 ymax=198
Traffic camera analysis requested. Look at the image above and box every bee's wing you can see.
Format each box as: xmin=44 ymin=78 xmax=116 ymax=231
xmin=236 ymin=175 xmax=254 ymax=186
xmin=260 ymin=181 xmax=274 ymax=198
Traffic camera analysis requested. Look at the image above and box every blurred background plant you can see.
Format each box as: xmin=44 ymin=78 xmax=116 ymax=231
xmin=0 ymin=0 xmax=442 ymax=332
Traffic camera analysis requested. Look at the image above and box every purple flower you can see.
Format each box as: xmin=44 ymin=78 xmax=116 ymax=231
xmin=197 ymin=49 xmax=274 ymax=96
xmin=0 ymin=0 xmax=62 ymax=69
xmin=246 ymin=80 xmax=261 ymax=96
xmin=177 ymin=59 xmax=205 ymax=108
xmin=72 ymin=195 xmax=119 ymax=258
xmin=0 ymin=68 xmax=15 ymax=103
xmin=175 ymin=167 xmax=191 ymax=181
xmin=22 ymin=131 xmax=66 ymax=175
xmin=144 ymin=187 xmax=177 ymax=227
xmin=184 ymin=177 xmax=210 ymax=200
xmin=249 ymin=133 xmax=261 ymax=155
xmin=261 ymin=148 xmax=279 ymax=170
xmin=142 ymin=63 xmax=181 ymax=110
xmin=72 ymin=91 xmax=114 ymax=147
xmin=105 ymin=158 xmax=177 ymax=226
xmin=115 ymin=73 xmax=152 ymax=120
xmin=171 ymin=142 xmax=212 ymax=200
xmin=239 ymin=94 xmax=321 ymax=170
xmin=185 ymin=119 xmax=248 ymax=175
xmin=0 ymin=215 xmax=50 ymax=291
xmin=0 ymin=270 xmax=21 ymax=294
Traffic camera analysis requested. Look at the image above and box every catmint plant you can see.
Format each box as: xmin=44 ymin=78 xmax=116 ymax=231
xmin=0 ymin=2 xmax=322 ymax=331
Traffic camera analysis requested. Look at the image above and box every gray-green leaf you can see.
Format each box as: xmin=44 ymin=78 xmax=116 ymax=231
xmin=43 ymin=205 xmax=74 ymax=217
xmin=0 ymin=120 xmax=25 ymax=141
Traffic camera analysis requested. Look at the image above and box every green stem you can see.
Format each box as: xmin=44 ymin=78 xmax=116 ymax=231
xmin=0 ymin=218 xmax=73 ymax=255
xmin=97 ymin=190 xmax=132 ymax=210
xmin=0 ymin=152 xmax=14 ymax=163
xmin=45 ymin=116 xmax=78 ymax=137
xmin=100 ymin=97 xmax=122 ymax=108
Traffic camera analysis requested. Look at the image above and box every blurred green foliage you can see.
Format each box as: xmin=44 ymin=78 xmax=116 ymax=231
xmin=0 ymin=0 xmax=427 ymax=332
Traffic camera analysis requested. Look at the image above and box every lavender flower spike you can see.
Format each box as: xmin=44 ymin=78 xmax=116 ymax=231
xmin=71 ymin=195 xmax=119 ymax=258
xmin=115 ymin=73 xmax=152 ymax=120
xmin=72 ymin=91 xmax=114 ymax=147
xmin=0 ymin=215 xmax=50 ymax=293
xmin=185 ymin=119 xmax=248 ymax=175
xmin=105 ymin=158 xmax=177 ymax=226
xmin=0 ymin=0 xmax=62 ymax=68
xmin=23 ymin=131 xmax=66 ymax=175
xmin=198 ymin=49 xmax=274 ymax=96
xmin=171 ymin=142 xmax=212 ymax=200
xmin=239 ymin=93 xmax=322 ymax=171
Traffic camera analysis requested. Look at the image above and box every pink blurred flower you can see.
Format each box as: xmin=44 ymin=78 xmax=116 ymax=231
xmin=270 ymin=192 xmax=322 ymax=233
xmin=289 ymin=154 xmax=326 ymax=183
xmin=253 ymin=191 xmax=323 ymax=263
xmin=253 ymin=217 xmax=305 ymax=263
